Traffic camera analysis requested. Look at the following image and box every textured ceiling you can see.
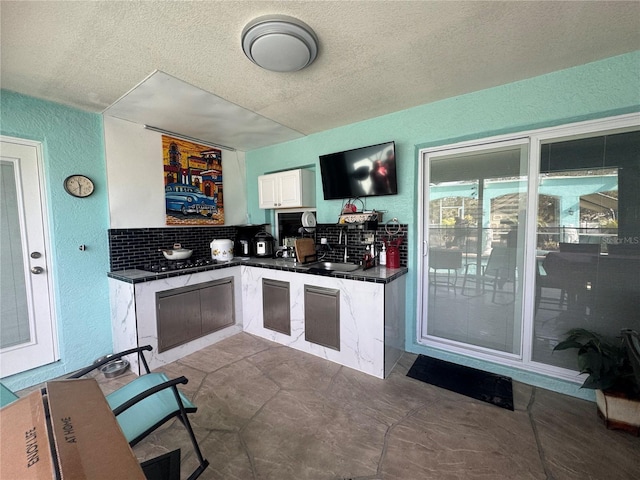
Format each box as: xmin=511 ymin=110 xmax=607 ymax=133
xmin=1 ymin=1 xmax=639 ymax=149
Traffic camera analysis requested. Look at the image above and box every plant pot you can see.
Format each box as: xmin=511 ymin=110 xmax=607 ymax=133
xmin=595 ymin=389 xmax=640 ymax=436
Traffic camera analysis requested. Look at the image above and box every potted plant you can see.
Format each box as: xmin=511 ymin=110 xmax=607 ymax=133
xmin=554 ymin=328 xmax=640 ymax=435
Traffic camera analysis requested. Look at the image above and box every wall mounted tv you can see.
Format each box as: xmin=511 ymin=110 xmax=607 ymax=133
xmin=319 ymin=141 xmax=397 ymax=200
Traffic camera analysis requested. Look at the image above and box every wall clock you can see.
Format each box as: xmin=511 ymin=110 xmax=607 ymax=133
xmin=63 ymin=175 xmax=95 ymax=198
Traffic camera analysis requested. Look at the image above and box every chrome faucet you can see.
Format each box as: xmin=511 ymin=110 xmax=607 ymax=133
xmin=340 ymin=228 xmax=348 ymax=263
xmin=318 ymin=238 xmax=331 ymax=261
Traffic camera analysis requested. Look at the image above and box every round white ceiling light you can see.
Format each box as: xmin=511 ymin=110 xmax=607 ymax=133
xmin=242 ymin=15 xmax=318 ymax=72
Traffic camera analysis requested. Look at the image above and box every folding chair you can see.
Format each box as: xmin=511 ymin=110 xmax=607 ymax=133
xmin=68 ymin=345 xmax=209 ymax=480
xmin=461 ymin=246 xmax=517 ymax=304
xmin=429 ymin=248 xmax=463 ymax=295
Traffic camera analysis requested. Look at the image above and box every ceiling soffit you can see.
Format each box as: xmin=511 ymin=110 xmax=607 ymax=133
xmin=103 ymin=71 xmax=305 ymax=151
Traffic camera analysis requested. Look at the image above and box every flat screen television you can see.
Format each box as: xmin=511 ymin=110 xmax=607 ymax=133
xmin=319 ymin=141 xmax=397 ymax=200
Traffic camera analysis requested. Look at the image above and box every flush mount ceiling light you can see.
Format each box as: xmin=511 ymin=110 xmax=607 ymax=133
xmin=242 ymin=15 xmax=318 ymax=72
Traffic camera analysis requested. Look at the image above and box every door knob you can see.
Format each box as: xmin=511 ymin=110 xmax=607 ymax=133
xmin=30 ymin=266 xmax=44 ymax=274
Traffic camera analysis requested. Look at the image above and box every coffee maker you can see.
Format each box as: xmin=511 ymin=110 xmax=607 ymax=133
xmin=235 ymin=224 xmax=265 ymax=257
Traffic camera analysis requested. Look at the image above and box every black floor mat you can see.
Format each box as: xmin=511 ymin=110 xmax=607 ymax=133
xmin=407 ymin=355 xmax=514 ymax=411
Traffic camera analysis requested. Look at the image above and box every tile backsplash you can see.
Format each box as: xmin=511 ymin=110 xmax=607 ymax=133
xmin=108 ymin=226 xmax=238 ymax=271
xmin=313 ymin=223 xmax=408 ymax=267
xmin=108 ymin=223 xmax=408 ymax=271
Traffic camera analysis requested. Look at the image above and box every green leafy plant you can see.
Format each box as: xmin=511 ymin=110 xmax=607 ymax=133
xmin=554 ymin=328 xmax=639 ymax=396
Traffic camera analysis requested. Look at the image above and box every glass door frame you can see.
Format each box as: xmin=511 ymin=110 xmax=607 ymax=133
xmin=417 ymin=113 xmax=640 ymax=383
xmin=418 ymin=137 xmax=532 ymax=363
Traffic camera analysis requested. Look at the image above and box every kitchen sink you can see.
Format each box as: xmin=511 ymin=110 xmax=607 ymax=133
xmin=305 ymin=261 xmax=361 ymax=272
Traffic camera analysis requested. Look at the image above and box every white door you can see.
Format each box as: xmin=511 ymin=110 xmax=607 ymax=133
xmin=0 ymin=137 xmax=57 ymax=377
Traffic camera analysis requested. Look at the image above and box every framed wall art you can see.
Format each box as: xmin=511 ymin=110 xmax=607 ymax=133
xmin=162 ymin=135 xmax=224 ymax=226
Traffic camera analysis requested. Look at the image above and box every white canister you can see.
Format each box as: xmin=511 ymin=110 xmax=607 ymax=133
xmin=210 ymin=239 xmax=234 ymax=262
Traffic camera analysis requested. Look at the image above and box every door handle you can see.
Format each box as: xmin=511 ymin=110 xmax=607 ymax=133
xmin=30 ymin=266 xmax=44 ymax=274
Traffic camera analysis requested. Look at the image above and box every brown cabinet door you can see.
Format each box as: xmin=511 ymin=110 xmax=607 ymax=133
xmin=304 ymin=285 xmax=340 ymax=350
xmin=200 ymin=278 xmax=235 ymax=335
xmin=262 ymin=279 xmax=291 ymax=335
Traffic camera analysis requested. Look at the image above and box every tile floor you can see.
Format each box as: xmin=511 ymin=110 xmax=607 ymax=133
xmin=22 ymin=332 xmax=640 ymax=479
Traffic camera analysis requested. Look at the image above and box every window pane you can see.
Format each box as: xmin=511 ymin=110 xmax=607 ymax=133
xmin=0 ymin=161 xmax=31 ymax=348
xmin=427 ymin=144 xmax=528 ymax=355
xmin=533 ymin=131 xmax=640 ymax=369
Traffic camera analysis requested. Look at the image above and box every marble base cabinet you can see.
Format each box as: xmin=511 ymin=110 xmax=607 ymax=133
xmin=109 ymin=267 xmax=243 ymax=373
xmin=242 ymin=266 xmax=405 ymax=378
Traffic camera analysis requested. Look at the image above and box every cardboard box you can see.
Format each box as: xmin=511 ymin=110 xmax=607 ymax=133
xmin=1 ymin=378 xmax=146 ymax=479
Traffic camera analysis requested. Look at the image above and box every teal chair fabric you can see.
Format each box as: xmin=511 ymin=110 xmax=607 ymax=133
xmin=106 ymin=372 xmax=195 ymax=443
xmin=0 ymin=382 xmax=19 ymax=408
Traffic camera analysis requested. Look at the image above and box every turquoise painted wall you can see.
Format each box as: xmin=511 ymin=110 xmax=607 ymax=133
xmin=246 ymin=52 xmax=640 ymax=400
xmin=1 ymin=91 xmax=112 ymax=390
xmin=1 ymin=52 xmax=637 ymax=396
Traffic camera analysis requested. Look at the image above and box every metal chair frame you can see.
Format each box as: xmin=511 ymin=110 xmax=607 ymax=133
xmin=461 ymin=246 xmax=517 ymax=304
xmin=68 ymin=345 xmax=209 ymax=480
xmin=429 ymin=249 xmax=463 ymax=296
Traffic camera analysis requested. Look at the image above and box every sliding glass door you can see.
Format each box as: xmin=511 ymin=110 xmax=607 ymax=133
xmin=422 ymin=140 xmax=529 ymax=357
xmin=419 ymin=117 xmax=639 ymax=382
xmin=533 ymin=130 xmax=640 ymax=369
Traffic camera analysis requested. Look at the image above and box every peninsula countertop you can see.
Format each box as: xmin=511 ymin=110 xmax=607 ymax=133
xmin=107 ymin=257 xmax=408 ymax=285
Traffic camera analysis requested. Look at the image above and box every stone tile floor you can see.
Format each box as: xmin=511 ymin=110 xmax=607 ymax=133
xmin=20 ymin=333 xmax=640 ymax=479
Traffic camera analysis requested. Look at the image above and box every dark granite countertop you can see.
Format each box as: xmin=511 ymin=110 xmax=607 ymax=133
xmin=107 ymin=257 xmax=408 ymax=285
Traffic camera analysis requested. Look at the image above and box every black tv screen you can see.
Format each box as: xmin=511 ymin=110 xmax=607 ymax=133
xmin=319 ymin=141 xmax=397 ymax=200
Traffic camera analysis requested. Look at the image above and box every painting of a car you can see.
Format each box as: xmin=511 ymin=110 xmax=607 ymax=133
xmin=165 ymin=183 xmax=217 ymax=216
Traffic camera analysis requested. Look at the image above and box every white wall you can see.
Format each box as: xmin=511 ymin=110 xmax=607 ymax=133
xmin=103 ymin=116 xmax=247 ymax=228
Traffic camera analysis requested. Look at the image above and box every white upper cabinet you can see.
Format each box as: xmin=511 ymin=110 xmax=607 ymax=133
xmin=258 ymin=169 xmax=315 ymax=209
xmin=258 ymin=174 xmax=279 ymax=208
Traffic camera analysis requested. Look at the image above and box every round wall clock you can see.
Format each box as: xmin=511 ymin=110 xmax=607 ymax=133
xmin=63 ymin=175 xmax=95 ymax=198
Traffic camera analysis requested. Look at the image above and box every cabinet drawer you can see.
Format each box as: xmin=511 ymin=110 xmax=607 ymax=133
xmin=262 ymin=279 xmax=291 ymax=335
xmin=304 ymin=285 xmax=340 ymax=350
